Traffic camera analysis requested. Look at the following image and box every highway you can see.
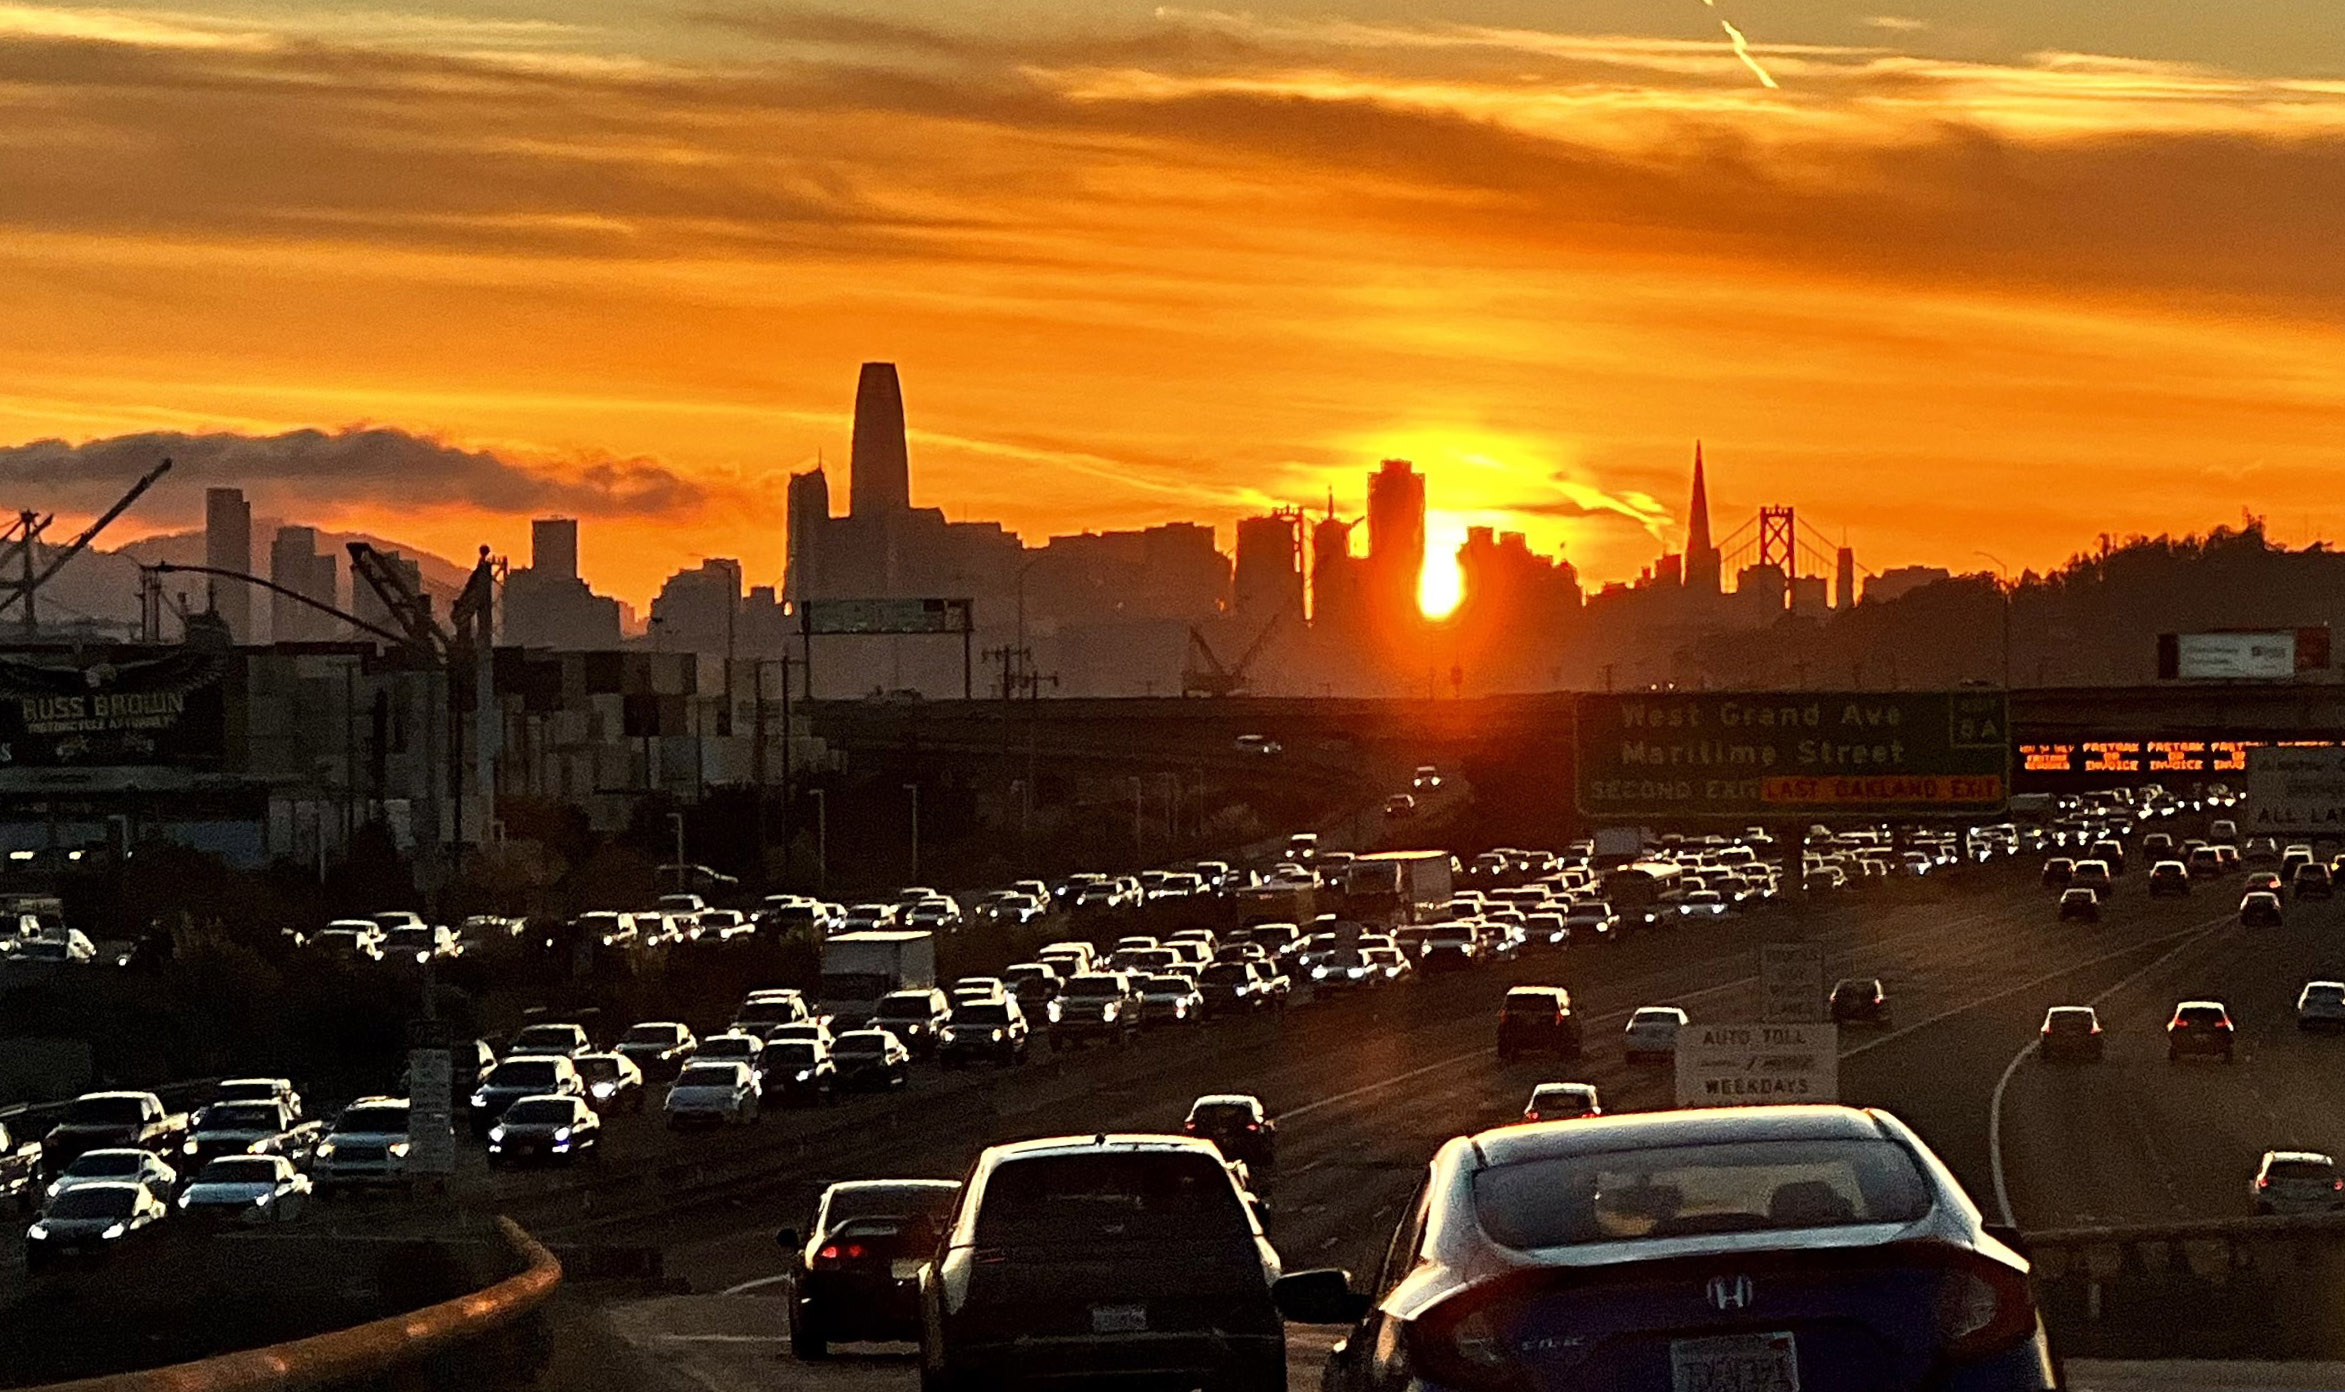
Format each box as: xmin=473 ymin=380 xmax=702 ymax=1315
xmin=557 ymin=854 xmax=2262 ymax=1392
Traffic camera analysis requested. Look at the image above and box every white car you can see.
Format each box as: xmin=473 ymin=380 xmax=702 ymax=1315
xmin=314 ymin=920 xmax=386 ymax=960
xmin=2299 ymin=981 xmax=2345 ymax=1031
xmin=696 ymin=909 xmax=756 ymax=941
xmin=1564 ymin=900 xmax=1619 ymax=940
xmin=666 ymin=1060 xmax=761 ymax=1128
xmin=1523 ymin=1082 xmax=1602 ymax=1122
xmin=1679 ymin=889 xmax=1730 ymax=919
xmin=1412 ymin=765 xmax=1443 ymax=790
xmin=178 ymin=1154 xmax=311 ymax=1223
xmin=47 ymin=1148 xmax=176 ymax=1203
xmin=903 ymin=898 xmax=964 ymax=929
xmin=1623 ymin=1006 xmax=1689 ymax=1062
xmin=2253 ymin=1150 xmax=2345 ymax=1215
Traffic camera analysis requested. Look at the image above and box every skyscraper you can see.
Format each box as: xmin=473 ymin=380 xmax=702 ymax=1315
xmin=204 ymin=487 xmax=252 ymax=642
xmin=1366 ymin=458 xmax=1426 ymax=632
xmin=532 ymin=518 xmax=579 ymax=583
xmin=848 ymin=362 xmax=911 ymax=519
xmin=1684 ymin=442 xmax=1721 ymax=595
xmin=268 ymin=525 xmax=337 ymax=642
xmin=784 ymin=467 xmax=831 ymax=602
xmin=1233 ymin=510 xmax=1305 ymax=618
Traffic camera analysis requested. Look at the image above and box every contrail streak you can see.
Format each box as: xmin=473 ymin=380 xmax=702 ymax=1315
xmin=1718 ymin=17 xmax=1779 ymax=88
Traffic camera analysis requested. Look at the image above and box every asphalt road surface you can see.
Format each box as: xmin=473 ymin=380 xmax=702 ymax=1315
xmin=569 ymin=858 xmax=2271 ymax=1392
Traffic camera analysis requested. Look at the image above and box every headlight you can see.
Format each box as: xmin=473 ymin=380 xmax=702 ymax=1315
xmin=989 ymin=1028 xmax=1004 ymax=1042
xmin=26 ymin=1222 xmax=48 ymax=1240
xmin=940 ymin=1028 xmax=958 ymax=1043
xmin=592 ymin=1082 xmax=616 ymax=1099
xmin=794 ymin=1070 xmax=812 ymax=1082
xmin=177 ymin=1194 xmax=193 ymax=1208
xmin=555 ymin=1127 xmax=573 ymax=1142
xmin=388 ymin=1140 xmax=410 ymax=1157
xmin=488 ymin=1126 xmax=506 ymax=1143
xmin=253 ymin=1194 xmax=272 ymax=1208
xmin=315 ymin=1140 xmax=337 ymax=1159
xmin=183 ymin=1139 xmax=199 ymax=1154
xmin=101 ymin=1223 xmax=126 ymax=1240
xmin=1101 ymin=1003 xmax=1119 ymax=1021
xmin=470 ymin=1089 xmax=490 ymax=1107
xmin=45 ymin=1180 xmax=63 ymax=1198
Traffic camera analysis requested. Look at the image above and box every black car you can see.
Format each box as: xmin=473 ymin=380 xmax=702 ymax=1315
xmin=2240 ymin=890 xmax=2285 ymax=927
xmin=1496 ymin=986 xmax=1584 ymax=1061
xmin=2056 ymin=887 xmax=2100 ymax=923
xmin=1182 ymin=1094 xmax=1276 ymax=1170
xmin=2040 ymin=857 xmax=2075 ymax=888
xmin=872 ymin=989 xmax=953 ymax=1058
xmin=783 ymin=1178 xmax=961 ymax=1358
xmin=2167 ymin=1000 xmax=2237 ymax=1062
xmin=1828 ymin=977 xmax=1893 ymax=1028
xmin=468 ymin=1056 xmax=583 ymax=1135
xmin=830 ymin=1030 xmax=913 ymax=1092
xmin=1049 ymin=973 xmax=1141 ymax=1049
xmin=2039 ymin=1005 xmax=2105 ymax=1062
xmin=759 ymin=1039 xmax=836 ymax=1105
xmin=919 ymin=1136 xmax=1284 ymax=1392
xmin=2147 ymin=860 xmax=2191 ymax=897
xmin=2296 ymin=863 xmax=2336 ymax=900
xmin=939 ymin=999 xmax=1030 ymax=1068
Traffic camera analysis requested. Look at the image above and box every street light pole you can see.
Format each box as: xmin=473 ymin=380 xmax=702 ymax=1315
xmin=668 ymin=811 xmax=685 ymax=892
xmin=809 ymin=787 xmax=827 ymax=895
xmin=1975 ymin=551 xmax=2012 ymax=688
xmin=904 ymin=783 xmax=920 ymax=885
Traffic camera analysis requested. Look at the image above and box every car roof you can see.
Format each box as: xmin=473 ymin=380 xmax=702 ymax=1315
xmin=76 ymin=1090 xmax=154 ymax=1102
xmin=71 ymin=1148 xmax=157 ymax=1163
xmin=61 ymin=1179 xmax=149 ymax=1196
xmin=2046 ymin=1004 xmax=2097 ymax=1016
xmin=2177 ymin=999 xmax=2229 ymax=1011
xmin=2266 ymin=1150 xmax=2335 ymax=1166
xmin=982 ymin=1133 xmax=1228 ymax=1163
xmin=824 ymin=1178 xmax=960 ymax=1197
xmin=220 ymin=1076 xmax=291 ymax=1088
xmin=1475 ymin=1104 xmax=1891 ymax=1166
xmin=1192 ymin=1093 xmax=1262 ymax=1108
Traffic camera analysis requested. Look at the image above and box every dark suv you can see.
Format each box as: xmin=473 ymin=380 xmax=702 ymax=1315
xmin=919 ymin=1135 xmax=1284 ymax=1392
xmin=2167 ymin=1000 xmax=2237 ymax=1063
xmin=1828 ymin=977 xmax=1892 ymax=1028
xmin=782 ymin=1178 xmax=961 ymax=1358
xmin=873 ymin=989 xmax=953 ymax=1058
xmin=1183 ymin=1094 xmax=1277 ymax=1170
xmin=1496 ymin=986 xmax=1583 ymax=1061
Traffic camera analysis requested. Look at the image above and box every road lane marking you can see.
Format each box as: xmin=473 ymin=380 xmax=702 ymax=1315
xmin=1985 ymin=916 xmax=2232 ymax=1227
xmin=656 ymin=1334 xmax=790 ymax=1343
xmin=719 ymin=1274 xmax=792 ymax=1296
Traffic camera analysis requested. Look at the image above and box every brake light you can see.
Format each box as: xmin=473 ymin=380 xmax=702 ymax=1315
xmin=2257 ymin=1177 xmax=2270 ymax=1189
xmin=1245 ymin=1122 xmax=1260 ymax=1132
xmin=812 ymin=1241 xmax=869 ymax=1267
xmin=1935 ymin=1254 xmax=2038 ymax=1361
xmin=1408 ymin=1293 xmax=1531 ymax=1392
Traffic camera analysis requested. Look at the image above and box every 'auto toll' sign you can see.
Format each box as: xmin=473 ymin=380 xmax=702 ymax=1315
xmin=1576 ymin=691 xmax=2009 ymax=819
xmin=1674 ymin=1022 xmax=1840 ymax=1108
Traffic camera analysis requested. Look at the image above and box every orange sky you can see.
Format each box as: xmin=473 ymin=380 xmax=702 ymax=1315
xmin=2 ymin=5 xmax=2344 ymax=609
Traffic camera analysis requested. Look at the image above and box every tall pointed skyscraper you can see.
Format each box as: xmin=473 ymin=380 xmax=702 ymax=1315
xmin=847 ymin=362 xmax=911 ymax=519
xmin=1684 ymin=441 xmax=1721 ymax=595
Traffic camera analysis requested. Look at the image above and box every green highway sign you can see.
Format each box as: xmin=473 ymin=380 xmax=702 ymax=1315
xmin=1576 ymin=690 xmax=2010 ymax=819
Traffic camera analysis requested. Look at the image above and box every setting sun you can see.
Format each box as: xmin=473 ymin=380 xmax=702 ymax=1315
xmin=1418 ymin=515 xmax=1467 ymax=618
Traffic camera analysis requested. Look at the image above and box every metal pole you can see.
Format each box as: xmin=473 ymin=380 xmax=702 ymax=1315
xmin=18 ymin=510 xmax=36 ymax=638
xmin=669 ymin=811 xmax=685 ymax=891
xmin=904 ymin=783 xmax=920 ymax=884
xmin=811 ymin=787 xmax=827 ymax=895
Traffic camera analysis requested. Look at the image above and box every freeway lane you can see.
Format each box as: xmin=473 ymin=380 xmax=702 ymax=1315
xmin=1998 ymin=879 xmax=2345 ymax=1230
xmin=582 ymin=859 xmax=2248 ymax=1392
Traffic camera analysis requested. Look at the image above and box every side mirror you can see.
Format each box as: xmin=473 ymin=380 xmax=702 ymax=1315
xmin=1273 ymin=1269 xmax=1372 ymax=1325
xmin=775 ymin=1227 xmax=800 ymax=1250
xmin=1982 ymin=1222 xmax=2029 ymax=1256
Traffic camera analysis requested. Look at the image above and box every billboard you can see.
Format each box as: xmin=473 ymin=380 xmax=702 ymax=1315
xmin=2246 ymin=746 xmax=2345 ymax=835
xmin=798 ymin=597 xmax=973 ymax=636
xmin=1577 ymin=691 xmax=2008 ymax=820
xmin=0 ymin=649 xmax=228 ymax=768
xmin=2158 ymin=628 xmax=2330 ymax=680
xmin=1675 ymin=1021 xmax=1839 ymax=1107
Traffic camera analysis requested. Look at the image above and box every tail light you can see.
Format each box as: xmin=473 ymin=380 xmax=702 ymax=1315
xmin=1408 ymin=1293 xmax=1532 ymax=1392
xmin=1245 ymin=1122 xmax=1261 ymax=1132
xmin=1935 ymin=1253 xmax=2039 ymax=1361
xmin=812 ymin=1241 xmax=868 ymax=1267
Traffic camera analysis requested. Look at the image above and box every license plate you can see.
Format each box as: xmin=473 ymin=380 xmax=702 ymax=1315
xmin=1671 ymin=1332 xmax=1799 ymax=1392
xmin=1089 ymin=1303 xmax=1147 ymax=1334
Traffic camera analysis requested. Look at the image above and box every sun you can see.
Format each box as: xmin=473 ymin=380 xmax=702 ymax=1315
xmin=1418 ymin=515 xmax=1467 ymax=618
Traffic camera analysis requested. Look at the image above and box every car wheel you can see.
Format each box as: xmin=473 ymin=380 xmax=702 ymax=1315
xmin=787 ymin=1301 xmax=832 ymax=1360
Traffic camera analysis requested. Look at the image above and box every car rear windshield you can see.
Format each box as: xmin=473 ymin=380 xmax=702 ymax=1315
xmin=877 ymin=995 xmax=933 ymax=1017
xmin=48 ymin=1187 xmax=137 ymax=1219
xmin=954 ymin=1004 xmax=1012 ymax=1026
xmin=974 ymin=1153 xmax=1248 ymax=1246
xmin=575 ymin=1056 xmax=621 ymax=1082
xmin=676 ymin=1065 xmax=739 ymax=1087
xmin=2046 ymin=1011 xmax=2095 ymax=1034
xmin=623 ymin=1025 xmax=681 ymax=1045
xmin=828 ymin=1184 xmax=959 ymax=1227
xmin=503 ymin=1099 xmax=576 ymax=1124
xmin=1190 ymin=1103 xmax=1255 ymax=1128
xmin=1064 ymin=976 xmax=1123 ymax=999
xmin=336 ymin=1105 xmax=406 ymax=1133
xmin=198 ymin=1158 xmax=280 ymax=1184
xmin=2270 ymin=1159 xmax=2336 ymax=1182
xmin=216 ymin=1083 xmax=280 ymax=1103
xmin=491 ymin=1060 xmax=560 ymax=1087
xmin=764 ymin=1043 xmax=819 ymax=1066
xmin=834 ymin=1034 xmax=887 ymax=1055
xmin=2178 ymin=1007 xmax=2228 ymax=1025
xmin=200 ymin=1104 xmax=280 ymax=1131
xmin=1474 ymin=1138 xmax=1933 ymax=1248
xmin=1201 ymin=964 xmax=1249 ymax=985
xmin=67 ymin=1097 xmax=147 ymax=1126
xmin=67 ymin=1152 xmax=143 ymax=1175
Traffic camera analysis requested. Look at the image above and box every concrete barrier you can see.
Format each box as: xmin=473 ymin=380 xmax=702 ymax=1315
xmin=17 ymin=1217 xmax=560 ymax=1392
xmin=2031 ymin=1212 xmax=2345 ymax=1359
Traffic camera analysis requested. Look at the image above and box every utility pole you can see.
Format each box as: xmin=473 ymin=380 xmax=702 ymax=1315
xmin=810 ymin=786 xmax=828 ymax=895
xmin=668 ymin=811 xmax=685 ymax=893
xmin=904 ymin=783 xmax=920 ymax=884
xmin=18 ymin=511 xmax=37 ymax=637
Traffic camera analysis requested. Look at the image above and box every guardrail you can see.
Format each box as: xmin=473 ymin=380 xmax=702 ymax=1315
xmin=0 ymin=1077 xmax=225 ymax=1135
xmin=22 ymin=1216 xmax=560 ymax=1392
xmin=2030 ymin=1210 xmax=2345 ymax=1359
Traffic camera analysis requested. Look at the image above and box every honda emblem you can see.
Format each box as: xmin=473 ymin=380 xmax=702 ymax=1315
xmin=1706 ymin=1275 xmax=1755 ymax=1311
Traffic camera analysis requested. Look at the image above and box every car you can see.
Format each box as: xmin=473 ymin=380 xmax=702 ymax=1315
xmin=2147 ymin=860 xmax=2191 ymax=897
xmin=2297 ymin=981 xmax=2345 ymax=1031
xmin=760 ymin=1038 xmax=837 ymax=1104
xmin=1680 ymin=888 xmax=1730 ymax=919
xmin=1623 ymin=1005 xmax=1688 ymax=1061
xmin=383 ymin=923 xmax=461 ymax=962
xmin=41 ymin=1090 xmax=189 ymax=1173
xmin=1829 ymin=977 xmax=1893 ymax=1028
xmin=903 ymin=898 xmax=964 ymax=931
xmin=2039 ymin=1005 xmax=2105 ymax=1062
xmin=2186 ymin=845 xmax=2224 ymax=879
xmin=1522 ymin=1081 xmax=1602 ymax=1122
xmin=732 ymin=994 xmax=813 ymax=1035
xmin=45 ymin=1148 xmax=176 ymax=1204
xmin=2057 ymin=886 xmax=2101 ymax=922
xmin=183 ymin=1099 xmax=316 ymax=1167
xmin=940 ymin=997 xmax=1031 ymax=1067
xmin=488 ymin=1094 xmax=602 ymax=1165
xmin=694 ymin=1032 xmax=767 ymax=1069
xmin=213 ymin=1077 xmax=303 ymax=1119
xmin=2240 ymin=890 xmax=2285 ymax=927
xmin=26 ymin=1180 xmax=169 ymax=1270
xmin=2040 ymin=857 xmax=2075 ymax=888
xmin=918 ymin=1135 xmax=1284 ymax=1392
xmin=575 ymin=911 xmax=639 ymax=947
xmin=874 ymin=988 xmax=953 ymax=1057
xmin=1279 ymin=1105 xmax=2053 ymax=1392
xmin=1411 ymin=765 xmax=1443 ymax=790
xmin=177 ymin=1154 xmax=311 ymax=1224
xmin=615 ymin=1021 xmax=698 ymax=1078
xmin=1416 ymin=921 xmax=1484 ymax=971
xmin=950 ymin=975 xmax=1010 ymax=1006
xmin=505 ymin=1022 xmax=592 ymax=1059
xmin=1564 ymin=899 xmax=1620 ymax=941
xmin=2168 ymin=999 xmax=2237 ymax=1062
xmin=783 ymin=1179 xmax=962 ymax=1358
xmin=2295 ymin=862 xmax=2337 ymax=900
xmin=1049 ymin=972 xmax=1141 ymax=1049
xmin=2070 ymin=859 xmax=2112 ymax=892
xmin=830 ymin=1029 xmax=913 ymax=1091
xmin=1002 ymin=962 xmax=1063 ymax=1011
xmin=574 ymin=1052 xmax=647 ymax=1113
xmin=1198 ymin=959 xmax=1276 ymax=1016
xmin=1382 ymin=793 xmax=1417 ymax=819
xmin=314 ymin=920 xmax=387 ymax=960
xmin=665 ymin=1060 xmax=762 ymax=1127
xmin=1182 ymin=1094 xmax=1277 ymax=1170
xmin=2244 ymin=869 xmax=2285 ymax=895
xmin=762 ymin=1020 xmax=837 ymax=1050
xmin=1358 ymin=944 xmax=1412 ymax=985
xmin=312 ymin=1098 xmax=412 ymax=1192
xmin=2252 ymin=1150 xmax=2345 ymax=1216
xmin=0 ymin=1121 xmax=41 ymax=1212
xmin=1497 ymin=986 xmax=1583 ymax=1061
xmin=469 ymin=1056 xmax=584 ymax=1134
xmin=1234 ymin=734 xmax=1282 ymax=756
